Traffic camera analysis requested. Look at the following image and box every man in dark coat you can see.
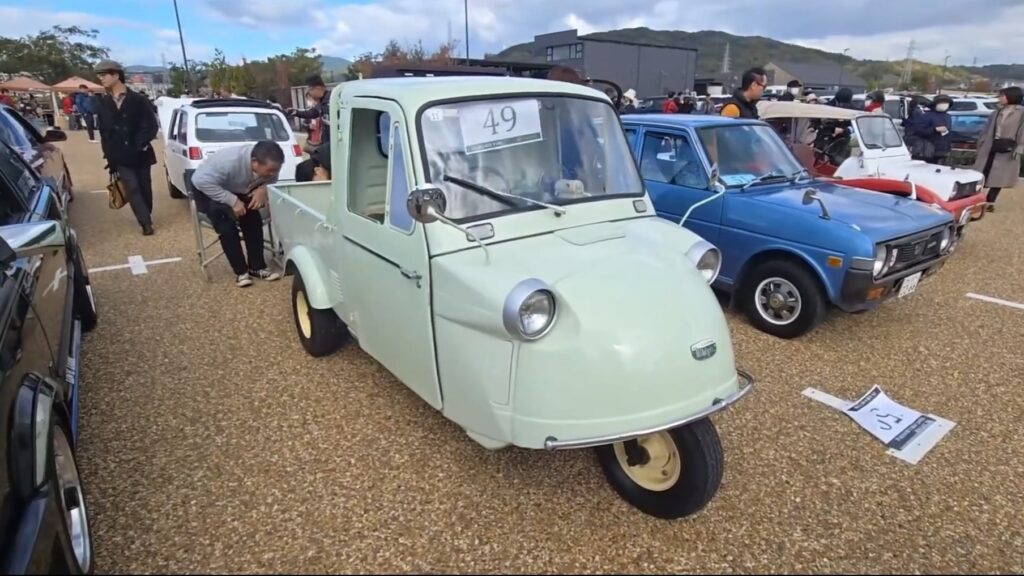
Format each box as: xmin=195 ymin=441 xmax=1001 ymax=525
xmin=780 ymin=79 xmax=802 ymax=101
xmin=95 ymin=59 xmax=158 ymax=235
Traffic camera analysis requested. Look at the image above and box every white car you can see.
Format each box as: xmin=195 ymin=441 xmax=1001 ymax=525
xmin=160 ymin=97 xmax=303 ymax=199
xmin=949 ymin=97 xmax=998 ymax=112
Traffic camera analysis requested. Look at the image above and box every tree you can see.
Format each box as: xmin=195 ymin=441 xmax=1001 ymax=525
xmin=207 ymin=49 xmax=230 ymax=92
xmin=0 ymin=25 xmax=109 ymax=84
xmin=969 ymin=79 xmax=993 ymax=93
xmin=343 ymin=38 xmax=459 ymax=80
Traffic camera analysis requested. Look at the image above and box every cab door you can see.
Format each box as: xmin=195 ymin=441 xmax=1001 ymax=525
xmin=636 ymin=128 xmax=723 ymax=244
xmin=335 ymin=98 xmax=442 ymax=409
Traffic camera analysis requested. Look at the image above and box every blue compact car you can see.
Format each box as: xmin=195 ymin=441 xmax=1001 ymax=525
xmin=621 ymin=114 xmax=955 ymax=338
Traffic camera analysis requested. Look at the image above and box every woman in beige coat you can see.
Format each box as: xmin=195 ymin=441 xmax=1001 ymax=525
xmin=973 ymin=86 xmax=1024 ymax=212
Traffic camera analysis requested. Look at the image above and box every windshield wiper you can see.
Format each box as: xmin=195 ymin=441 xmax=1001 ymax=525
xmin=789 ymin=168 xmax=812 ymax=183
xmin=741 ymin=171 xmax=790 ymax=191
xmin=443 ymin=174 xmax=566 ymax=216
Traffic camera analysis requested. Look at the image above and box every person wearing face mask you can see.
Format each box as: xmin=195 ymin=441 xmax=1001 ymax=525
xmin=910 ymin=94 xmax=953 ymax=164
xmin=973 ymin=86 xmax=1024 ymax=211
xmin=780 ymin=79 xmax=803 ymax=102
xmin=864 ymin=90 xmax=887 ymax=114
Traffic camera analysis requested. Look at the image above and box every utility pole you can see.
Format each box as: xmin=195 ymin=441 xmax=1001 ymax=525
xmin=464 ymin=0 xmax=470 ymax=65
xmin=939 ymin=52 xmax=950 ymax=94
xmin=172 ymin=0 xmax=193 ymax=93
xmin=838 ymin=48 xmax=850 ymax=89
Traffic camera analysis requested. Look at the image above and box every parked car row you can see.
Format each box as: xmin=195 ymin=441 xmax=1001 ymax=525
xmin=0 ymin=105 xmax=97 ymax=574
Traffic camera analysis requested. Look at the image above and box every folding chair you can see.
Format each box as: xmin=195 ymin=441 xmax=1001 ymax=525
xmin=183 ymin=172 xmax=283 ymax=281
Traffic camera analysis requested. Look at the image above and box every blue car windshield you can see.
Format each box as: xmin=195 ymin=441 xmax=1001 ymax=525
xmin=696 ymin=124 xmax=803 ymax=188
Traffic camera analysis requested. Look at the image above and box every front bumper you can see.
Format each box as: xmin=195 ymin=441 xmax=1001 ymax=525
xmin=543 ymin=369 xmax=754 ymax=450
xmin=836 ymin=255 xmax=949 ymax=313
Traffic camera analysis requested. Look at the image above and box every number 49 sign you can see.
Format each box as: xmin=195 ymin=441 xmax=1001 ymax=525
xmin=459 ymin=99 xmax=543 ymax=155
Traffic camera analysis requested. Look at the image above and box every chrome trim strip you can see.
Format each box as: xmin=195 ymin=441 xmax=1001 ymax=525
xmin=850 ymin=256 xmax=875 ymax=271
xmin=543 ymin=369 xmax=755 ymax=451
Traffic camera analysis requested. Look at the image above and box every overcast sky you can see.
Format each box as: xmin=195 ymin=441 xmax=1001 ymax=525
xmin=2 ymin=0 xmax=1021 ymax=68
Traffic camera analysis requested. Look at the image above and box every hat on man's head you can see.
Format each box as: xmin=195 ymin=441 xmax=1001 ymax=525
xmin=94 ymin=59 xmax=124 ymax=73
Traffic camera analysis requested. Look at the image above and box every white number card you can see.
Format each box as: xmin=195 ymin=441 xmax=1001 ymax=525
xmin=845 ymin=385 xmax=934 ymax=448
xmin=459 ymin=99 xmax=543 ymax=155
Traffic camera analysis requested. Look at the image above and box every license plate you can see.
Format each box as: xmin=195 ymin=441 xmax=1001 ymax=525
xmin=898 ymin=272 xmax=922 ymax=298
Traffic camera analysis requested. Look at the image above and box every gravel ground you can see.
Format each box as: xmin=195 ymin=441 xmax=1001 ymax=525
xmin=60 ymin=130 xmax=1024 ymax=574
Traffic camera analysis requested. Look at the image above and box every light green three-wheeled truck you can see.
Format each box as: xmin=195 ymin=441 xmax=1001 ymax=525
xmin=269 ymin=75 xmax=754 ymax=519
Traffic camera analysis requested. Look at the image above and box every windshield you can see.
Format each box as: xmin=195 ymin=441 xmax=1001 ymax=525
xmin=419 ymin=96 xmax=643 ymax=221
xmin=950 ymin=115 xmax=989 ymax=136
xmin=856 ymin=116 xmax=904 ymax=150
xmin=195 ymin=112 xmax=290 ymax=143
xmin=696 ymin=124 xmax=803 ymax=188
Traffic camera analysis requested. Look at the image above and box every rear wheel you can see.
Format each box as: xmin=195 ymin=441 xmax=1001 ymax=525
xmin=596 ymin=419 xmax=724 ymax=519
xmin=52 ymin=423 xmax=93 ymax=574
xmin=291 ymin=271 xmax=347 ymax=357
xmin=167 ymin=168 xmax=185 ymax=199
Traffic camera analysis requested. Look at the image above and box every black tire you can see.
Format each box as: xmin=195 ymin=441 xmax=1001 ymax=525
xmin=50 ymin=421 xmax=94 ymax=574
xmin=71 ymin=244 xmax=97 ymax=333
xmin=739 ymin=259 xmax=826 ymax=339
xmin=167 ymin=167 xmax=185 ymax=199
xmin=291 ymin=271 xmax=347 ymax=357
xmin=596 ymin=419 xmax=723 ymax=520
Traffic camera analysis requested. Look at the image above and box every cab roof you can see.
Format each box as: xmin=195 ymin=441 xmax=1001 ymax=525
xmin=333 ymin=76 xmax=614 ymax=110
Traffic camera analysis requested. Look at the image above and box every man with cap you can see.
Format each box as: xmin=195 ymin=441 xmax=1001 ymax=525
xmin=94 ymin=59 xmax=159 ymax=235
xmin=286 ymin=75 xmax=332 ymax=143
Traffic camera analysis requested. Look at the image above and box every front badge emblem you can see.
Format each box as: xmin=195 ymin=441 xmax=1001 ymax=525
xmin=691 ymin=339 xmax=717 ymax=361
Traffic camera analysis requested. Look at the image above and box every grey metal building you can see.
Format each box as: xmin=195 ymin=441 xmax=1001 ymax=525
xmin=494 ymin=29 xmax=698 ymax=98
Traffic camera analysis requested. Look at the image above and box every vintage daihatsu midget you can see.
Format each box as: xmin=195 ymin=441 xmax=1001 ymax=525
xmin=268 ymin=76 xmax=754 ymax=519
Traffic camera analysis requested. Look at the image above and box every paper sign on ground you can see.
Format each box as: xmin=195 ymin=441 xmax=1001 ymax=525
xmin=459 ymin=99 xmax=542 ymax=155
xmin=802 ymin=386 xmax=956 ymax=465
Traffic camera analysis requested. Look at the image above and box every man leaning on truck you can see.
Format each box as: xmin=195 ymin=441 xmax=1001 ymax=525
xmin=191 ymin=140 xmax=284 ymax=287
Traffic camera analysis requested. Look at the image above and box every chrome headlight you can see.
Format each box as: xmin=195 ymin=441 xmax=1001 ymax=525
xmin=686 ymin=240 xmax=721 ymax=284
xmin=873 ymin=244 xmax=886 ymax=278
xmin=503 ymin=278 xmax=556 ymax=341
xmin=939 ymin=225 xmax=952 ymax=252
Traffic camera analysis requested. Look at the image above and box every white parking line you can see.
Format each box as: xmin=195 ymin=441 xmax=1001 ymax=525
xmin=965 ymin=293 xmax=1024 ymax=311
xmin=88 ymin=255 xmax=182 ymax=275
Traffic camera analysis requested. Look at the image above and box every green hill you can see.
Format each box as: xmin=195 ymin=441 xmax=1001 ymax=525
xmin=493 ymin=27 xmax=1016 ymax=90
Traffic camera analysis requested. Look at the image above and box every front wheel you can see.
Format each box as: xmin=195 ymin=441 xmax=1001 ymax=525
xmin=595 ymin=419 xmax=723 ymax=519
xmin=740 ymin=260 xmax=826 ymax=339
xmin=52 ymin=423 xmax=94 ymax=574
xmin=291 ymin=271 xmax=347 ymax=357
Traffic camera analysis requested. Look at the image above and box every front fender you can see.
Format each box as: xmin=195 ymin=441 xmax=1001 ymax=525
xmin=284 ymin=245 xmax=337 ymax=309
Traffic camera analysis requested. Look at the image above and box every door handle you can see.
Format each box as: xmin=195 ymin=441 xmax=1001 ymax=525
xmin=399 ymin=268 xmax=421 ymax=281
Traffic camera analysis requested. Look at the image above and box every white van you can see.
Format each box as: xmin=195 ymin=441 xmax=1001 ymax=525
xmin=161 ymin=97 xmax=303 ymax=199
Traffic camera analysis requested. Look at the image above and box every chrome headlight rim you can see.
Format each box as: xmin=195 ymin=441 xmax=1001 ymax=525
xmin=939 ymin=225 xmax=953 ymax=252
xmin=686 ymin=240 xmax=722 ymax=284
xmin=873 ymin=244 xmax=886 ymax=279
xmin=502 ymin=278 xmax=557 ymax=341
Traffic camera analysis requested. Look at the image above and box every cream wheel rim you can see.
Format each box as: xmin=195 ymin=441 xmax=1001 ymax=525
xmin=296 ymin=288 xmax=312 ymax=338
xmin=613 ymin=431 xmax=682 ymax=492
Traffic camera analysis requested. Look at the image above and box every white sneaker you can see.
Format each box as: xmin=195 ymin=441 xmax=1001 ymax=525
xmin=251 ymin=268 xmax=281 ymax=282
xmin=236 ymin=273 xmax=253 ymax=287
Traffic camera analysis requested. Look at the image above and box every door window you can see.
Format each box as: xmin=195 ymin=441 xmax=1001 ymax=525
xmin=347 ymin=109 xmax=389 ymax=223
xmin=639 ymin=132 xmax=708 ymax=189
xmin=624 ymin=128 xmax=637 ymax=151
xmin=0 ymin=144 xmax=32 ymax=224
xmin=387 ymin=123 xmax=414 ymax=234
xmin=177 ymin=112 xmax=189 ymax=144
xmin=167 ymin=110 xmax=179 ymax=141
xmin=0 ymin=108 xmax=35 ymax=156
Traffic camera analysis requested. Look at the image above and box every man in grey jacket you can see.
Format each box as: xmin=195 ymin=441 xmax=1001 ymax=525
xmin=191 ymin=140 xmax=284 ymax=287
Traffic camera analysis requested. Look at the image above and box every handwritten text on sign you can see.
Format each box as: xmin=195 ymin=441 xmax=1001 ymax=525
xmin=845 ymin=385 xmax=935 ymax=449
xmin=459 ymin=99 xmax=543 ymax=155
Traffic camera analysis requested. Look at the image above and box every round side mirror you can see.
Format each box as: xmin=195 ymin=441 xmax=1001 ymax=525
xmin=407 ymin=186 xmax=448 ymax=224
